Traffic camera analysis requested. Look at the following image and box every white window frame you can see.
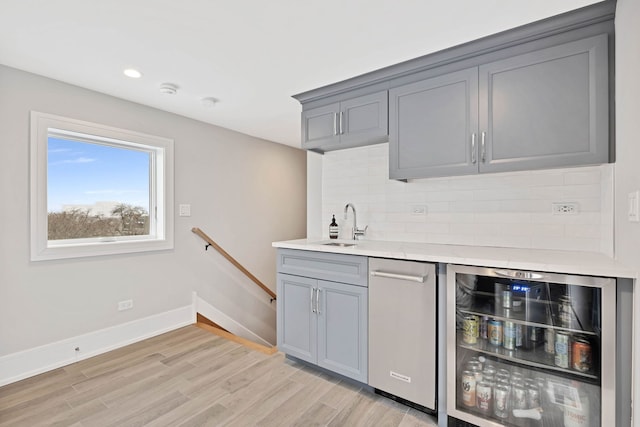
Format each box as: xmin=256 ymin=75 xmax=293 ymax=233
xmin=30 ymin=111 xmax=174 ymax=261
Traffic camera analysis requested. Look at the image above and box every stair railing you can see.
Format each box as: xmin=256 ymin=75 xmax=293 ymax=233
xmin=191 ymin=227 xmax=276 ymax=302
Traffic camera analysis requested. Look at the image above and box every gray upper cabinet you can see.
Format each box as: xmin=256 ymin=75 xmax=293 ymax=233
xmin=390 ymin=33 xmax=609 ymax=179
xmin=301 ymin=90 xmax=388 ymax=152
xmin=301 ymin=103 xmax=340 ymax=149
xmin=389 ymin=68 xmax=479 ymax=179
xmin=294 ymin=1 xmax=614 ymax=178
xmin=479 ymin=34 xmax=609 ymax=173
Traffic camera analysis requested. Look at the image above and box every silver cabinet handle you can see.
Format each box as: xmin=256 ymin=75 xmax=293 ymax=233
xmin=481 ymin=131 xmax=486 ymax=163
xmin=471 ymin=133 xmax=477 ymax=164
xmin=339 ymin=111 xmax=344 ymax=135
xmin=316 ymin=288 xmax=322 ymax=314
xmin=370 ymin=271 xmax=426 ymax=283
xmin=333 ymin=113 xmax=338 ymax=136
xmin=310 ymin=287 xmax=316 ymax=313
xmin=493 ymin=269 xmax=543 ymax=280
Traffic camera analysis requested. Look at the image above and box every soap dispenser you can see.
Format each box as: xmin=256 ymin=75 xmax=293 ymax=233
xmin=329 ymin=215 xmax=339 ymax=239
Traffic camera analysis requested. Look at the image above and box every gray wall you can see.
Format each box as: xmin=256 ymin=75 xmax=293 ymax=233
xmin=0 ymin=65 xmax=307 ymax=356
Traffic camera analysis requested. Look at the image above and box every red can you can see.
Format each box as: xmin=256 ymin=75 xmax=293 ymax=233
xmin=572 ymin=337 xmax=592 ymax=372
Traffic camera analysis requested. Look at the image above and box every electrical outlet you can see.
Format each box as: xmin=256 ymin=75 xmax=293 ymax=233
xmin=551 ymin=202 xmax=579 ymax=215
xmin=411 ymin=205 xmax=427 ymax=215
xmin=118 ymin=299 xmax=133 ymax=311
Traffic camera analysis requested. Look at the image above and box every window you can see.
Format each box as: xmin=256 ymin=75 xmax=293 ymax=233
xmin=30 ymin=112 xmax=174 ymax=260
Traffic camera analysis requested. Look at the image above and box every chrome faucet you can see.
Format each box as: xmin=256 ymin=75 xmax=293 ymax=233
xmin=344 ymin=203 xmax=367 ymax=240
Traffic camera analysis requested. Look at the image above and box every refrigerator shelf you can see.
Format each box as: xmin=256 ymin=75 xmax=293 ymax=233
xmin=456 ymin=331 xmax=600 ymax=381
xmin=457 ymin=308 xmax=599 ymax=337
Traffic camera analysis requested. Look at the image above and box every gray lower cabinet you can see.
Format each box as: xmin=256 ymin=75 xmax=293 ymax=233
xmin=390 ymin=33 xmax=609 ymax=179
xmin=276 ymin=249 xmax=368 ymax=383
xmin=301 ymin=90 xmax=388 ymax=152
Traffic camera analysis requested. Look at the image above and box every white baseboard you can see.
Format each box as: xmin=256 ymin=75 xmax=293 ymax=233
xmin=0 ymin=305 xmax=193 ymax=387
xmin=195 ymin=293 xmax=273 ymax=347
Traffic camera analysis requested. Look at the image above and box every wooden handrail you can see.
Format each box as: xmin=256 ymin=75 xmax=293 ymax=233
xmin=192 ymin=227 xmax=276 ymax=301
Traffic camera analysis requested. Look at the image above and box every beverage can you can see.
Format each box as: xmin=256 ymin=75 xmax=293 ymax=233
xmin=493 ymin=384 xmax=510 ymax=419
xmin=469 ymin=356 xmax=483 ymax=370
xmin=480 ymin=316 xmax=489 ymax=340
xmin=564 ymin=390 xmax=590 ymax=427
xmin=555 ymin=331 xmax=570 ymax=368
xmin=504 ymin=321 xmax=516 ymax=350
xmin=467 ymin=363 xmax=483 ymax=382
xmin=488 ymin=319 xmax=503 ymax=346
xmin=483 ymin=373 xmax=495 ymax=386
xmin=515 ymin=324 xmax=523 ymax=348
xmin=511 ymin=385 xmax=527 ymax=410
xmin=463 ymin=316 xmax=478 ymax=345
xmin=530 ymin=326 xmax=542 ymax=344
xmin=545 ymin=328 xmax=555 ymax=354
xmin=476 ymin=381 xmax=492 ymax=414
xmin=483 ymin=367 xmax=496 ymax=377
xmin=572 ymin=337 xmax=592 ymax=372
xmin=559 ymin=295 xmax=573 ymax=328
xmin=503 ymin=289 xmax=512 ymax=309
xmin=527 ymin=386 xmax=541 ymax=409
xmin=461 ymin=370 xmax=476 ymax=407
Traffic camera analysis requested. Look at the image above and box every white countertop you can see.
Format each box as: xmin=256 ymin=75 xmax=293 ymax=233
xmin=273 ymin=238 xmax=637 ymax=279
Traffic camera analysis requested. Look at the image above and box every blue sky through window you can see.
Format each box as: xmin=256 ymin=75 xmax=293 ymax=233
xmin=47 ymin=137 xmax=150 ymax=214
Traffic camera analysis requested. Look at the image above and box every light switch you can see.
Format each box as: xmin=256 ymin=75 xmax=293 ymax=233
xmin=179 ymin=204 xmax=191 ymax=217
xmin=628 ymin=191 xmax=639 ymax=222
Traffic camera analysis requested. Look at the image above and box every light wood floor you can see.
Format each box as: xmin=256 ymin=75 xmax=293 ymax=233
xmin=0 ymin=325 xmax=438 ymax=427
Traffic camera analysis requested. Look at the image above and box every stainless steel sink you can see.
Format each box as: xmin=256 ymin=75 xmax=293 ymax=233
xmin=322 ymin=242 xmax=357 ymax=247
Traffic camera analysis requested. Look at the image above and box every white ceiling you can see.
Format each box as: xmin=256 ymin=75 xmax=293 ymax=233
xmin=0 ymin=0 xmax=599 ymax=148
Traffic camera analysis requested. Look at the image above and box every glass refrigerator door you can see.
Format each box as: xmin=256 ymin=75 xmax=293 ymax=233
xmin=446 ymin=265 xmax=616 ymax=427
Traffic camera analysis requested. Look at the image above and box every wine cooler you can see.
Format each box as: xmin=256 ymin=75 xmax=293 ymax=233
xmin=446 ymin=264 xmax=620 ymax=427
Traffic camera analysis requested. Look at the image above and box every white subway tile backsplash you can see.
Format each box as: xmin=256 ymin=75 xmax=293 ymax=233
xmin=563 ymin=170 xmax=601 ymax=185
xmin=405 ymin=222 xmax=451 ymax=234
xmin=561 ymin=184 xmax=601 ymax=198
xmin=320 ymin=143 xmax=614 ymax=254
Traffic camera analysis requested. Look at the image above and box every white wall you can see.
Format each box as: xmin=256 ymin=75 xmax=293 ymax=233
xmin=320 ymin=144 xmax=614 ymax=254
xmin=0 ymin=65 xmax=307 ymax=357
xmin=614 ymin=0 xmax=640 ymax=423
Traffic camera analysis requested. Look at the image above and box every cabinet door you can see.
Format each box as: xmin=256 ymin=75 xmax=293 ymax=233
xmin=479 ymin=33 xmax=609 ymax=173
xmin=339 ymin=91 xmax=388 ymax=146
xmin=301 ymin=103 xmax=340 ymax=150
xmin=316 ymin=280 xmax=368 ymax=383
xmin=389 ymin=67 xmax=479 ymax=179
xmin=276 ymin=273 xmax=317 ymax=364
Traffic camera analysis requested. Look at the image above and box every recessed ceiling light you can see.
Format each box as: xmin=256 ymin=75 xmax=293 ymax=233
xmin=123 ymin=68 xmax=142 ymax=79
xmin=201 ymin=97 xmax=218 ymax=108
xmin=159 ymin=83 xmax=178 ymax=95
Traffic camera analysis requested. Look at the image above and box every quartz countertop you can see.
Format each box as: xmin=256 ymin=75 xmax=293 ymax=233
xmin=273 ymin=239 xmax=637 ymax=279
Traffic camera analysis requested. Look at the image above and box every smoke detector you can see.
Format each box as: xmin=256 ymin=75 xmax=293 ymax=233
xmin=159 ymin=83 xmax=178 ymax=95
